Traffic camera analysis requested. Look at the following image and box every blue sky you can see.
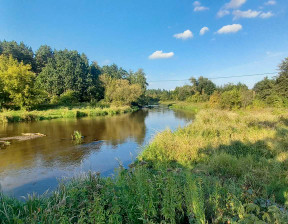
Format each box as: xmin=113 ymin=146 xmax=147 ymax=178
xmin=0 ymin=0 xmax=287 ymax=89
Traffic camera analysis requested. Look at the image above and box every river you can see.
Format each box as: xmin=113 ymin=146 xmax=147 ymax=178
xmin=0 ymin=106 xmax=194 ymax=197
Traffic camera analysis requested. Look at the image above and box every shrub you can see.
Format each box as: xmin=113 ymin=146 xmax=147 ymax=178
xmin=58 ymin=90 xmax=79 ymax=106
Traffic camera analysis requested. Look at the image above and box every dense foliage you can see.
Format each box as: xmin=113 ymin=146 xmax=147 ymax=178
xmin=146 ymin=59 xmax=288 ymax=109
xmin=0 ymin=40 xmax=148 ymax=110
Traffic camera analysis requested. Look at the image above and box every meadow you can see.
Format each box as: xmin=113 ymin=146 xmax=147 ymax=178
xmin=0 ymin=104 xmax=288 ymax=223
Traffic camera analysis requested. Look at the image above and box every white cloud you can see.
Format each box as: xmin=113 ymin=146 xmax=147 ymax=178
xmin=260 ymin=11 xmax=274 ymax=18
xmin=217 ymin=24 xmax=242 ymax=34
xmin=265 ymin=0 xmax=276 ymax=5
xmin=193 ymin=1 xmax=209 ymax=12
xmin=193 ymin=1 xmax=201 ymax=6
xmin=233 ymin=9 xmax=261 ymax=19
xmin=200 ymin=27 xmax=209 ymax=35
xmin=225 ymin=0 xmax=247 ymax=9
xmin=194 ymin=6 xmax=209 ymax=12
xmin=233 ymin=9 xmax=274 ymax=19
xmin=149 ymin=51 xmax=174 ymax=59
xmin=173 ymin=30 xmax=193 ymax=40
xmin=217 ymin=0 xmax=246 ymax=17
xmin=217 ymin=9 xmax=230 ymax=18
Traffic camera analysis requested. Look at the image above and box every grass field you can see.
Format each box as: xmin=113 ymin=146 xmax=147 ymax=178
xmin=0 ymin=104 xmax=288 ymax=223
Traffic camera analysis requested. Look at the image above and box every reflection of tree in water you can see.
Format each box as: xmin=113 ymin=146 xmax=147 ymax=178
xmin=172 ymin=109 xmax=195 ymax=121
xmin=0 ymin=110 xmax=148 ymax=172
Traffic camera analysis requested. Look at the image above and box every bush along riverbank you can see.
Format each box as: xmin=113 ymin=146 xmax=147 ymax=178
xmin=1 ymin=107 xmax=288 ymax=223
xmin=0 ymin=106 xmax=138 ymax=123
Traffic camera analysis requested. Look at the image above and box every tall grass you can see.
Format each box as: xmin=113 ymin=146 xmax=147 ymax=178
xmin=0 ymin=106 xmax=288 ymax=223
xmin=0 ymin=106 xmax=137 ymax=123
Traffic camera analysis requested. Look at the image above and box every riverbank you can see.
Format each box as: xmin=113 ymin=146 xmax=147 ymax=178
xmin=160 ymin=101 xmax=206 ymax=113
xmin=1 ymin=106 xmax=288 ymax=223
xmin=0 ymin=106 xmax=137 ymax=123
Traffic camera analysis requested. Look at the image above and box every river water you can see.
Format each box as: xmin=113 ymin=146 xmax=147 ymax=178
xmin=0 ymin=106 xmax=194 ymax=197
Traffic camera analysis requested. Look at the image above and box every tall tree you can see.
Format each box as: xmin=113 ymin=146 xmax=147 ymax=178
xmin=0 ymin=40 xmax=36 ymax=72
xmin=100 ymin=74 xmax=142 ymax=105
xmin=253 ymin=77 xmax=275 ymax=100
xmin=86 ymin=61 xmax=104 ymax=101
xmin=127 ymin=69 xmax=148 ymax=91
xmin=36 ymin=49 xmax=90 ymax=100
xmin=102 ymin=64 xmax=128 ymax=79
xmin=35 ymin=45 xmax=54 ymax=73
xmin=0 ymin=55 xmax=42 ymax=109
xmin=275 ymin=57 xmax=288 ymax=98
xmin=189 ymin=76 xmax=216 ymax=95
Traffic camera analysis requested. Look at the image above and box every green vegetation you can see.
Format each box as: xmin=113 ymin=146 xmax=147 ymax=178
xmin=0 ymin=41 xmax=148 ymax=112
xmin=0 ymin=106 xmax=136 ymax=123
xmin=71 ymin=130 xmax=83 ymax=144
xmin=1 ymin=40 xmax=288 ymax=223
xmin=146 ymin=57 xmax=288 ymax=109
xmin=1 ymin=106 xmax=288 ymax=223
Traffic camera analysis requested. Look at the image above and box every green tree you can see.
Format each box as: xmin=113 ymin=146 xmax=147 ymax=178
xmin=86 ymin=61 xmax=104 ymax=102
xmin=100 ymin=74 xmax=142 ymax=105
xmin=173 ymin=85 xmax=194 ymax=101
xmin=190 ymin=76 xmax=216 ymax=95
xmin=275 ymin=57 xmax=288 ymax=98
xmin=35 ymin=45 xmax=54 ymax=73
xmin=127 ymin=69 xmax=148 ymax=105
xmin=219 ymin=82 xmax=248 ymax=92
xmin=36 ymin=49 xmax=90 ymax=100
xmin=0 ymin=40 xmax=36 ymax=72
xmin=253 ymin=77 xmax=275 ymax=100
xmin=220 ymin=88 xmax=242 ymax=110
xmin=101 ymin=64 xmax=128 ymax=79
xmin=0 ymin=55 xmax=43 ymax=109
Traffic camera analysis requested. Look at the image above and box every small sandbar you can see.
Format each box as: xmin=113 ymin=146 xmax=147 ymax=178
xmin=0 ymin=133 xmax=46 ymax=141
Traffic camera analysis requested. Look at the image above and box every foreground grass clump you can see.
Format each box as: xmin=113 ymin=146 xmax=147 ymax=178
xmin=0 ymin=106 xmax=137 ymax=123
xmin=1 ymin=164 xmax=287 ymax=223
xmin=0 ymin=107 xmax=288 ymax=223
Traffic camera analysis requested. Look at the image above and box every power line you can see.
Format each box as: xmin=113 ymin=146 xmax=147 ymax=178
xmin=147 ymin=72 xmax=278 ymax=83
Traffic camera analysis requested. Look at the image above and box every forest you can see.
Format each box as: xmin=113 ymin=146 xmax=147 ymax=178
xmin=0 ymin=40 xmax=148 ymax=110
xmin=1 ymin=40 xmax=288 ymax=112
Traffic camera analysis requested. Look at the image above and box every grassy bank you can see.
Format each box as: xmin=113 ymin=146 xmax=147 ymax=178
xmin=0 ymin=106 xmax=137 ymax=123
xmin=1 ymin=106 xmax=288 ymax=223
xmin=160 ymin=101 xmax=206 ymax=113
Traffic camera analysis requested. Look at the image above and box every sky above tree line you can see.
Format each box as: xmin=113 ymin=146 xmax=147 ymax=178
xmin=0 ymin=0 xmax=287 ymax=90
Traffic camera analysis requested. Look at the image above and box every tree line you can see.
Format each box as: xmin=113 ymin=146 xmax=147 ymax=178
xmin=146 ymin=59 xmax=288 ymax=109
xmin=0 ymin=40 xmax=148 ymax=110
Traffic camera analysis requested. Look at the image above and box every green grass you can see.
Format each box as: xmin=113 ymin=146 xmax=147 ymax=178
xmin=71 ymin=130 xmax=83 ymax=144
xmin=160 ymin=101 xmax=205 ymax=113
xmin=1 ymin=106 xmax=288 ymax=223
xmin=0 ymin=106 xmax=138 ymax=123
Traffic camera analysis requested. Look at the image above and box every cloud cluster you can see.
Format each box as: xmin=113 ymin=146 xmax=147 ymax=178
xmin=193 ymin=1 xmax=209 ymax=12
xmin=217 ymin=24 xmax=242 ymax=34
xmin=148 ymin=0 xmax=277 ymax=59
xmin=233 ymin=9 xmax=274 ymax=20
xmin=218 ymin=0 xmax=247 ymax=17
xmin=260 ymin=12 xmax=274 ymax=18
xmin=225 ymin=0 xmax=247 ymax=9
xmin=173 ymin=30 xmax=193 ymax=40
xmin=218 ymin=0 xmax=275 ymax=19
xmin=149 ymin=51 xmax=174 ymax=59
xmin=265 ymin=0 xmax=276 ymax=6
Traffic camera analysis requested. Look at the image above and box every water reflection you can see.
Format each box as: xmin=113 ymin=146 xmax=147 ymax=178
xmin=0 ymin=106 xmax=194 ymax=197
